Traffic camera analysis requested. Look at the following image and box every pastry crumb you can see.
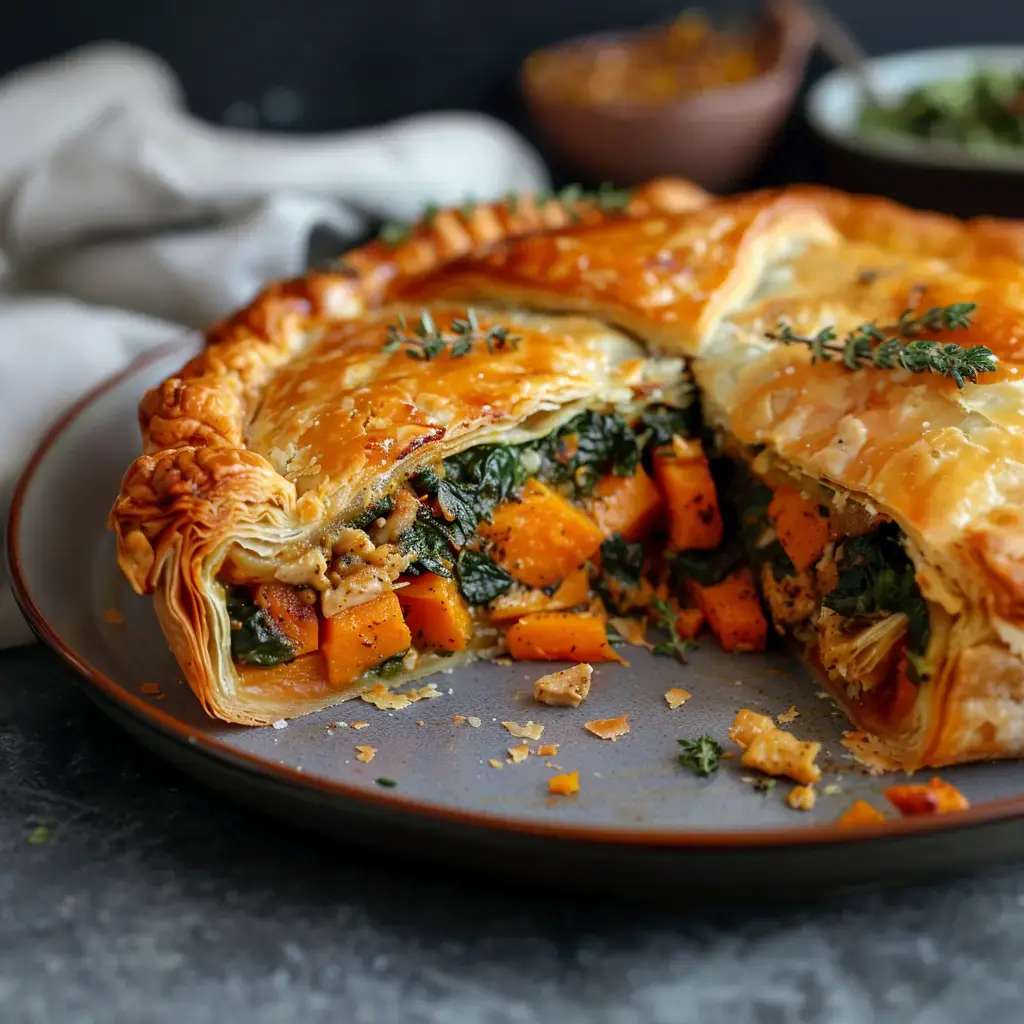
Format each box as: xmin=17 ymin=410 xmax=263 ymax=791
xmin=355 ymin=745 xmax=376 ymax=763
xmin=488 ymin=758 xmax=504 ymax=769
xmin=502 ymin=720 xmax=545 ymax=740
xmin=729 ymin=708 xmax=821 ymax=785
xmin=507 ymin=744 xmax=530 ymax=764
xmin=452 ymin=715 xmax=467 ymax=725
xmin=777 ymin=705 xmax=800 ymax=724
xmin=787 ymin=784 xmax=817 ymax=811
xmin=103 ymin=607 xmax=125 ymax=627
xmin=584 ymin=714 xmax=630 ymax=741
xmin=836 ymin=800 xmax=886 ymax=827
xmin=534 ymin=664 xmax=592 ymax=707
xmin=467 ymin=716 xmax=482 ymax=728
xmin=535 ymin=744 xmax=559 ymax=757
xmin=360 ymin=681 xmax=442 ymax=711
xmin=272 ymin=719 xmax=288 ymax=730
xmin=664 ymin=687 xmax=692 ymax=709
xmin=548 ymin=771 xmax=580 ymax=795
xmin=417 ymin=720 xmax=425 ymax=727
xmin=334 ymin=721 xmax=350 ymax=729
xmin=139 ymin=683 xmax=162 ymax=696
xmin=823 ymin=783 xmax=841 ymax=796
xmin=351 ymin=721 xmax=370 ymax=730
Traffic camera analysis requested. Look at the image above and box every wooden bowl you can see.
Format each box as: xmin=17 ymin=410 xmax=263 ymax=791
xmin=520 ymin=2 xmax=816 ymax=191
xmin=806 ymin=46 xmax=1024 ymax=219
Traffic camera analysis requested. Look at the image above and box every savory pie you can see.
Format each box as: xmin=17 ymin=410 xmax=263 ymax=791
xmin=111 ymin=177 xmax=1024 ymax=771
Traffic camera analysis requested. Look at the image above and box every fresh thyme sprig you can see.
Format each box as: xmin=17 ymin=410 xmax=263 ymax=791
xmin=377 ymin=183 xmax=633 ymax=246
xmin=382 ymin=308 xmax=520 ymax=361
xmin=767 ymin=302 xmax=997 ymax=389
xmin=677 ymin=734 xmax=723 ymax=777
xmin=650 ymin=597 xmax=697 ymax=664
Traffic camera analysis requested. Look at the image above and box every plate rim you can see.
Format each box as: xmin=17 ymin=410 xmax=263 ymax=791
xmin=8 ymin=343 xmax=1024 ymax=852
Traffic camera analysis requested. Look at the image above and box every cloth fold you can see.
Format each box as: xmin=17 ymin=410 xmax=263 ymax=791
xmin=0 ymin=42 xmax=549 ymax=648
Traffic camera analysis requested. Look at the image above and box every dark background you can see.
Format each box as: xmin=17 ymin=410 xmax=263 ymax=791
xmin=2 ymin=0 xmax=1022 ymax=190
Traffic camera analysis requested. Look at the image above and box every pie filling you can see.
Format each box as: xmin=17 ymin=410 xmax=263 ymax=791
xmin=219 ymin=392 xmax=934 ymax=725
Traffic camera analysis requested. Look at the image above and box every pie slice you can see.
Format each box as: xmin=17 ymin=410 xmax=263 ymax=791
xmin=111 ymin=178 xmax=1024 ymax=772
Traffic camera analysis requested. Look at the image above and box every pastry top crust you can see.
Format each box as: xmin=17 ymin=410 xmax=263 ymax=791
xmin=246 ymin=304 xmax=675 ymax=519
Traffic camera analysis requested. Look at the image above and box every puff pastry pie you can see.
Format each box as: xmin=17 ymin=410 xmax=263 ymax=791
xmin=111 ymin=177 xmax=1024 ymax=772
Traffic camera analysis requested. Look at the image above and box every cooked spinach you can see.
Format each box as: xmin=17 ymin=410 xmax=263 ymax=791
xmin=349 ymin=496 xmax=395 ymax=532
xmin=374 ymin=653 xmax=408 ymax=679
xmin=415 ymin=446 xmax=526 ymax=546
xmin=823 ymin=523 xmax=930 ymax=672
xmin=601 ymin=533 xmax=645 ymax=589
xmin=399 ymin=507 xmax=455 ymax=577
xmin=456 ymin=549 xmax=515 ymax=605
xmin=528 ymin=410 xmax=642 ymax=494
xmin=638 ymin=404 xmax=696 ymax=446
xmin=225 ymin=588 xmax=296 ymax=667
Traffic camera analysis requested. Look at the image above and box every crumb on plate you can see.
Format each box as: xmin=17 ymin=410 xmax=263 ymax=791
xmin=664 ymin=687 xmax=692 ymax=709
xmin=786 ymin=784 xmax=816 ymax=811
xmin=502 ymin=720 xmax=545 ymax=740
xmin=884 ymin=777 xmax=970 ymax=817
xmin=534 ymin=664 xmax=593 ymax=707
xmin=548 ymin=771 xmax=580 ymax=795
xmin=103 ymin=607 xmax=125 ymax=627
xmin=467 ymin=716 xmax=482 ymax=728
xmin=584 ymin=714 xmax=630 ymax=741
xmin=777 ymin=705 xmax=800 ymax=724
xmin=536 ymin=744 xmax=559 ymax=757
xmin=728 ymin=708 xmax=820 ymax=784
xmin=507 ymin=744 xmax=530 ymax=764
xmin=488 ymin=759 xmax=504 ymax=769
xmin=140 ymin=683 xmax=162 ymax=696
xmin=351 ymin=721 xmax=370 ymax=730
xmin=836 ymin=800 xmax=886 ymax=827
xmin=355 ymin=745 xmax=376 ymax=763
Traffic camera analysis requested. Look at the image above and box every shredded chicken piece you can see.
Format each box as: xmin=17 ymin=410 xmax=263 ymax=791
xmin=534 ymin=664 xmax=593 ymax=707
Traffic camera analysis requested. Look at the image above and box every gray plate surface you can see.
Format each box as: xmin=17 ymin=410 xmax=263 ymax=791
xmin=9 ymin=341 xmax=1024 ymax=895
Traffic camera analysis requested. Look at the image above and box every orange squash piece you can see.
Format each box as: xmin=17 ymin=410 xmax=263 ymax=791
xmin=252 ymin=582 xmax=319 ymax=655
xmin=767 ymin=487 xmax=833 ymax=573
xmin=397 ymin=573 xmax=473 ymax=652
xmin=675 ymin=607 xmax=705 ymax=639
xmin=687 ymin=568 xmax=767 ymax=653
xmin=652 ymin=444 xmax=723 ymax=551
xmin=320 ymin=592 xmax=412 ymax=688
xmin=588 ymin=467 xmax=662 ymax=540
xmin=505 ymin=611 xmax=625 ymax=663
xmin=479 ymin=478 xmax=605 ymax=589
xmin=836 ymin=800 xmax=887 ymax=827
xmin=884 ymin=777 xmax=970 ymax=817
xmin=487 ymin=566 xmax=590 ymax=622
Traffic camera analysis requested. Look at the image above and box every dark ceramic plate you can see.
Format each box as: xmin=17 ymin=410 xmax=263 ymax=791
xmin=9 ymin=342 xmax=1024 ymax=896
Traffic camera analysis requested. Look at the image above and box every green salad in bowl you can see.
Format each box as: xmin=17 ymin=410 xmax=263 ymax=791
xmin=859 ymin=67 xmax=1024 ymax=151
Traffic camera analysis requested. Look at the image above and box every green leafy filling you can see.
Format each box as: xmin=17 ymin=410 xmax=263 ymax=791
xmin=225 ymin=588 xmax=296 ymax=667
xmin=373 ymin=653 xmax=408 ymax=679
xmin=349 ymin=496 xmax=394 ymax=532
xmin=456 ymin=549 xmax=515 ymax=605
xmin=600 ymin=533 xmax=645 ymax=589
xmin=822 ymin=523 xmax=931 ymax=678
xmin=399 ymin=507 xmax=455 ymax=577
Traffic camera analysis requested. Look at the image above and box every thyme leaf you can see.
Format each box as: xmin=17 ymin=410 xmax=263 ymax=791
xmin=383 ymin=309 xmax=520 ymax=361
xmin=677 ymin=734 xmax=723 ymax=777
xmin=767 ymin=303 xmax=996 ymax=389
xmin=650 ymin=597 xmax=697 ymax=664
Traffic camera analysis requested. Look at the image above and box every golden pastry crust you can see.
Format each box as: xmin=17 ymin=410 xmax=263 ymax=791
xmin=112 ymin=176 xmax=1024 ymax=758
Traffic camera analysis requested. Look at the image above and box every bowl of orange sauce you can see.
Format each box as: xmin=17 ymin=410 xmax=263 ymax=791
xmin=522 ymin=2 xmax=816 ymax=190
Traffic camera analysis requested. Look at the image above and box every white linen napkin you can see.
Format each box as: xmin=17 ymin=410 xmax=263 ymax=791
xmin=0 ymin=42 xmax=549 ymax=648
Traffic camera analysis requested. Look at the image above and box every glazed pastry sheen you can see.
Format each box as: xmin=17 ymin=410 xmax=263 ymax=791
xmin=111 ymin=177 xmax=1024 ymax=768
